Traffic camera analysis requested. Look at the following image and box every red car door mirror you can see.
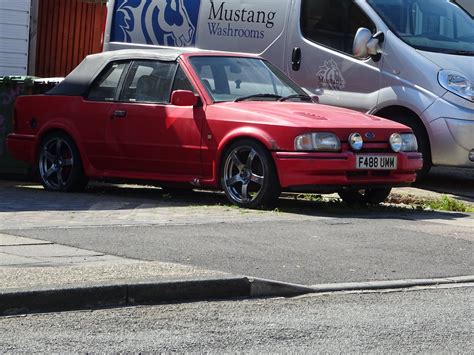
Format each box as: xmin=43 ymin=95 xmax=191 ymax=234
xmin=171 ymin=90 xmax=199 ymax=106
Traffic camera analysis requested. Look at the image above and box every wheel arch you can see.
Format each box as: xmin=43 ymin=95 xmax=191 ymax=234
xmin=216 ymin=132 xmax=279 ymax=188
xmin=35 ymin=125 xmax=93 ymax=175
xmin=374 ymin=105 xmax=432 ymax=165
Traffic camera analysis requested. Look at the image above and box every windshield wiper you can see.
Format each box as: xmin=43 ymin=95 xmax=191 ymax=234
xmin=234 ymin=94 xmax=282 ymax=102
xmin=444 ymin=50 xmax=474 ymax=56
xmin=278 ymin=94 xmax=313 ymax=102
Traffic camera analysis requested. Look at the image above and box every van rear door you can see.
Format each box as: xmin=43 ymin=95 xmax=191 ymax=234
xmin=286 ymin=0 xmax=382 ymax=113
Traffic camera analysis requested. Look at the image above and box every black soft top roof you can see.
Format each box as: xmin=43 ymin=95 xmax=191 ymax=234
xmin=46 ymin=48 xmax=198 ymax=96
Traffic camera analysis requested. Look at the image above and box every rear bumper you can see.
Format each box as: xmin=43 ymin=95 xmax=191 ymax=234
xmin=273 ymin=151 xmax=423 ymax=191
xmin=6 ymin=133 xmax=36 ymax=163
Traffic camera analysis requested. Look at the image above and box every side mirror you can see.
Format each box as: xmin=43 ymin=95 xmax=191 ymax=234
xmin=353 ymin=28 xmax=384 ymax=62
xmin=171 ymin=90 xmax=199 ymax=106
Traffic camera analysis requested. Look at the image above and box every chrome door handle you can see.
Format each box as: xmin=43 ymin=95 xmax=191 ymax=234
xmin=112 ymin=110 xmax=127 ymax=118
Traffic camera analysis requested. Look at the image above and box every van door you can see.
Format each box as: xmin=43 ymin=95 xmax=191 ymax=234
xmin=287 ymin=0 xmax=382 ymax=113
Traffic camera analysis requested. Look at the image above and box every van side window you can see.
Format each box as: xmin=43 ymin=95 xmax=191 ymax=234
xmin=301 ymin=0 xmax=376 ymax=55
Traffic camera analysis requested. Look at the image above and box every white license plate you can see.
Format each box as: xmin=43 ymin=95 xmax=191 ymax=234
xmin=356 ymin=155 xmax=397 ymax=170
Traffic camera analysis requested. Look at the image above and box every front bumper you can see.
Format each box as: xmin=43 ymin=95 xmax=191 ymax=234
xmin=6 ymin=133 xmax=36 ymax=163
xmin=273 ymin=151 xmax=422 ymax=191
xmin=423 ymin=95 xmax=474 ymax=167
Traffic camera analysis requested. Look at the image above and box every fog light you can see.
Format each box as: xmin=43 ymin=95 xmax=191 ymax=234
xmin=390 ymin=133 xmax=402 ymax=152
xmin=349 ymin=133 xmax=363 ymax=151
xmin=469 ymin=150 xmax=474 ymax=162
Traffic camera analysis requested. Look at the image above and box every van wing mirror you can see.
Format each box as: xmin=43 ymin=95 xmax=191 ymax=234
xmin=353 ymin=28 xmax=384 ymax=62
xmin=171 ymin=90 xmax=199 ymax=106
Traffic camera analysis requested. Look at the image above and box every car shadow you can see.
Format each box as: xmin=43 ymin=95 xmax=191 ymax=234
xmin=414 ymin=166 xmax=474 ymax=203
xmin=0 ymin=180 xmax=471 ymax=222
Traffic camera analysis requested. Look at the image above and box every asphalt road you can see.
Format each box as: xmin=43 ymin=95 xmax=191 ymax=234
xmin=1 ymin=181 xmax=473 ymax=285
xmin=1 ymin=285 xmax=472 ymax=352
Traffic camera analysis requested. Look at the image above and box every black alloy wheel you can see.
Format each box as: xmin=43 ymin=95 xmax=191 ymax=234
xmin=221 ymin=139 xmax=280 ymax=208
xmin=38 ymin=133 xmax=88 ymax=192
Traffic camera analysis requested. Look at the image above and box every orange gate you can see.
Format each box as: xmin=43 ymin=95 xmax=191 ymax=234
xmin=35 ymin=0 xmax=107 ymax=77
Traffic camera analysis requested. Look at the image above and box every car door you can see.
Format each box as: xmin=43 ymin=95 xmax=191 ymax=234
xmin=79 ymin=60 xmax=128 ymax=171
xmin=287 ymin=0 xmax=382 ymax=112
xmin=106 ymin=60 xmax=203 ymax=178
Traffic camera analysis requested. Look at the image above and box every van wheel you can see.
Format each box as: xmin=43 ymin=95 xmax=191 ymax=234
xmin=338 ymin=188 xmax=391 ymax=205
xmin=382 ymin=112 xmax=432 ymax=180
xmin=221 ymin=139 xmax=280 ymax=208
xmin=38 ymin=133 xmax=88 ymax=192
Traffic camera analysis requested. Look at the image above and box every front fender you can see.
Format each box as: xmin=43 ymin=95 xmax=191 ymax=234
xmin=206 ymin=127 xmax=279 ymax=186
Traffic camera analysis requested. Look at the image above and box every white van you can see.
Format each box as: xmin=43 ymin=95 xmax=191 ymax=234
xmin=104 ymin=0 xmax=474 ymax=176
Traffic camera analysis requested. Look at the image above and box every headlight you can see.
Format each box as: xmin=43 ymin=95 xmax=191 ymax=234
xmin=348 ymin=133 xmax=363 ymax=151
xmin=390 ymin=133 xmax=418 ymax=152
xmin=294 ymin=132 xmax=341 ymax=152
xmin=400 ymin=133 xmax=418 ymax=152
xmin=438 ymin=70 xmax=474 ymax=102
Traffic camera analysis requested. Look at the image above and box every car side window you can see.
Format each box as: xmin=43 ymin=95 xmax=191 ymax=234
xmin=171 ymin=66 xmax=197 ymax=94
xmin=120 ymin=60 xmax=177 ymax=104
xmin=301 ymin=0 xmax=376 ymax=55
xmin=87 ymin=61 xmax=128 ymax=101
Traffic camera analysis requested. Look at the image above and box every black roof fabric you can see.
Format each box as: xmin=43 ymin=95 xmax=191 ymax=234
xmin=47 ymin=48 xmax=194 ymax=96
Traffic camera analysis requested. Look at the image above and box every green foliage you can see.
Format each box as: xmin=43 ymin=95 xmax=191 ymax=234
xmin=426 ymin=195 xmax=474 ymax=213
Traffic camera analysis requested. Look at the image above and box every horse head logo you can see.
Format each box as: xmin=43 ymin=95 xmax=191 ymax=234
xmin=113 ymin=0 xmax=199 ymax=47
xmin=316 ymin=59 xmax=346 ymax=91
xmin=154 ymin=0 xmax=196 ymax=47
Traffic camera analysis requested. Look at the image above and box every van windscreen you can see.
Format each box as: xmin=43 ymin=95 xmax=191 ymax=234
xmin=368 ymin=0 xmax=474 ymax=55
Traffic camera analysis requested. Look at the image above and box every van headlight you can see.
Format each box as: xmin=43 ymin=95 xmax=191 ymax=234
xmin=438 ymin=70 xmax=474 ymax=102
xmin=295 ymin=132 xmax=341 ymax=152
xmin=390 ymin=133 xmax=418 ymax=152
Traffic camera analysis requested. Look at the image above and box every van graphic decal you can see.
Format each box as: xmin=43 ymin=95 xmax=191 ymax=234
xmin=111 ymin=0 xmax=200 ymax=47
xmin=206 ymin=1 xmax=277 ymax=40
xmin=317 ymin=60 xmax=346 ymax=91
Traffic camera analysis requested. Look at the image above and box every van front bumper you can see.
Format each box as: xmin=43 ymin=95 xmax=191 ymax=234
xmin=273 ymin=151 xmax=422 ymax=191
xmin=424 ymin=95 xmax=474 ymax=167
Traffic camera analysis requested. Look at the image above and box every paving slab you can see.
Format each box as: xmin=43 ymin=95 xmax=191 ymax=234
xmin=0 ymin=234 xmax=229 ymax=291
xmin=0 ymin=233 xmax=52 ymax=246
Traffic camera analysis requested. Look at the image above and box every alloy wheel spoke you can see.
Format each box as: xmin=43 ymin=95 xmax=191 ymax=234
xmin=241 ymin=182 xmax=250 ymax=202
xmin=45 ymin=166 xmax=57 ymax=178
xmin=250 ymin=173 xmax=264 ymax=186
xmin=62 ymin=158 xmax=73 ymax=166
xmin=57 ymin=169 xmax=64 ymax=186
xmin=227 ymin=174 xmax=242 ymax=187
xmin=231 ymin=151 xmax=245 ymax=171
xmin=246 ymin=149 xmax=256 ymax=168
xmin=44 ymin=149 xmax=56 ymax=162
xmin=55 ymin=139 xmax=63 ymax=157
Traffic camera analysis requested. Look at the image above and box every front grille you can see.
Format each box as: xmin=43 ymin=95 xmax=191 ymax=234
xmin=342 ymin=142 xmax=393 ymax=153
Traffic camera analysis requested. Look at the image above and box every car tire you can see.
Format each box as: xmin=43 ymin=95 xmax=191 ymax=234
xmin=37 ymin=132 xmax=88 ymax=192
xmin=221 ymin=139 xmax=280 ymax=208
xmin=338 ymin=187 xmax=392 ymax=205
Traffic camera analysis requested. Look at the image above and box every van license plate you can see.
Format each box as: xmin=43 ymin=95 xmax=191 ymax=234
xmin=356 ymin=155 xmax=397 ymax=170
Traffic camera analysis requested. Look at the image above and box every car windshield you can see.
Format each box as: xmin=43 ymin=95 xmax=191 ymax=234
xmin=367 ymin=0 xmax=474 ymax=55
xmin=188 ymin=56 xmax=311 ymax=103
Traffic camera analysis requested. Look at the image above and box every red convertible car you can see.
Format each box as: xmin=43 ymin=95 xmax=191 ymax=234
xmin=7 ymin=49 xmax=422 ymax=208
